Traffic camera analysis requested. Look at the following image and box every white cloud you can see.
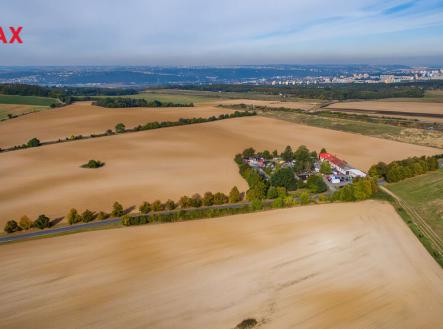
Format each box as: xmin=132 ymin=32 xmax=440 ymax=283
xmin=1 ymin=0 xmax=442 ymax=64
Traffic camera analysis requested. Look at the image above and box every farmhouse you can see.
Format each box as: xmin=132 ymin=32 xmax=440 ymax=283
xmin=319 ymin=152 xmax=366 ymax=178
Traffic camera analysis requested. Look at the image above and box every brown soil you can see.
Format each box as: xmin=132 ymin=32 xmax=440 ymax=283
xmin=0 ymin=201 xmax=442 ymax=329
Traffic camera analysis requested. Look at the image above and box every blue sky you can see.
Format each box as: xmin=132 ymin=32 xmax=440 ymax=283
xmin=1 ymin=0 xmax=443 ymax=65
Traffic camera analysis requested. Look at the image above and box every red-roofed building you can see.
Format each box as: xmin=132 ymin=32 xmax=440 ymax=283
xmin=319 ymin=152 xmax=366 ymax=178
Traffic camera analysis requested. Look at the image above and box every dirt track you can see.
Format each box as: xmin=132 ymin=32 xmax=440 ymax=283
xmin=0 ymin=201 xmax=442 ymax=329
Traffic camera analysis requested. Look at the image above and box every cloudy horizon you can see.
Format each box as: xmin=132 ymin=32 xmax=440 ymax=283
xmin=1 ymin=0 xmax=443 ymax=66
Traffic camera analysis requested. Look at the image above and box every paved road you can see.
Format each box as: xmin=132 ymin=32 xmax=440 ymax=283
xmin=0 ymin=202 xmax=255 ymax=244
xmin=0 ymin=218 xmax=122 ymax=244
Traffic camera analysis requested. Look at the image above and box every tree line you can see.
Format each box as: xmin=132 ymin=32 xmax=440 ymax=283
xmin=168 ymin=83 xmax=426 ymax=100
xmin=93 ymin=97 xmax=193 ymax=108
xmin=368 ymin=155 xmax=440 ymax=183
xmin=0 ymin=111 xmax=256 ymax=153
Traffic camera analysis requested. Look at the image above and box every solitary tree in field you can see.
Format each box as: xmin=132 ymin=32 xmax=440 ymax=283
xmin=111 ymin=202 xmax=124 ymax=217
xmin=229 ymin=186 xmax=241 ymax=203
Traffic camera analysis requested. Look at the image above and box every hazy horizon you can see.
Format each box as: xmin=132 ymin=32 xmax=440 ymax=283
xmin=1 ymin=0 xmax=443 ymax=66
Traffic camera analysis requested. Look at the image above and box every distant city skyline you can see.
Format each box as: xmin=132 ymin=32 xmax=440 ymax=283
xmin=1 ymin=0 xmax=443 ymax=66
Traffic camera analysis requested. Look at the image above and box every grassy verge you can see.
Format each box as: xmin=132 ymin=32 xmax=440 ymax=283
xmin=386 ymin=170 xmax=443 ymax=239
xmin=0 ymin=94 xmax=58 ymax=106
xmin=373 ymin=189 xmax=443 ymax=267
xmin=258 ymin=109 xmax=443 ymax=148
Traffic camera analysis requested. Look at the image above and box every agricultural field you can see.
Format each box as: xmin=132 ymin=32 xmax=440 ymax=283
xmin=217 ymin=98 xmax=319 ymax=110
xmin=0 ymin=94 xmax=58 ymax=106
xmin=0 ymin=101 xmax=231 ymax=148
xmin=129 ymin=90 xmax=225 ymax=104
xmin=387 ymin=169 xmax=443 ymax=239
xmin=0 ymin=114 xmax=438 ymax=226
xmin=260 ymin=110 xmax=443 ymax=148
xmin=0 ymin=104 xmax=47 ymax=120
xmin=326 ymin=100 xmax=443 ymax=116
xmin=1 ymin=201 xmax=442 ymax=329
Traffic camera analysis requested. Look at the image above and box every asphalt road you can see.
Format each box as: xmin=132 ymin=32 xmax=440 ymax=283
xmin=0 ymin=202 xmax=255 ymax=244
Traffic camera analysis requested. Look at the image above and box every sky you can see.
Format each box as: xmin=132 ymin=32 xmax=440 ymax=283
xmin=1 ymin=0 xmax=443 ymax=66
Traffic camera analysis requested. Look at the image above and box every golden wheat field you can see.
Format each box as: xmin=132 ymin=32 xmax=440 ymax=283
xmin=0 ymin=201 xmax=442 ymax=329
xmin=0 ymin=113 xmax=439 ymax=226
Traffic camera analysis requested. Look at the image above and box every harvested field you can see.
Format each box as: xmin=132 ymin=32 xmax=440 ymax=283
xmin=0 ymin=102 xmax=230 ymax=148
xmin=0 ymin=201 xmax=442 ymax=329
xmin=0 ymin=115 xmax=438 ymax=226
xmin=217 ymin=99 xmax=319 ymax=110
xmin=0 ymin=104 xmax=46 ymax=120
xmin=327 ymin=101 xmax=443 ymax=116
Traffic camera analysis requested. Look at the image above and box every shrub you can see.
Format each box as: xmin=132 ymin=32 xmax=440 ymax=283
xmin=251 ymin=199 xmax=263 ymax=211
xmin=111 ymin=201 xmax=124 ymax=217
xmin=81 ymin=159 xmax=105 ymax=169
xmin=202 ymin=192 xmax=214 ymax=206
xmin=229 ymin=186 xmax=241 ymax=203
xmin=306 ymin=175 xmax=327 ymax=193
xmin=115 ymin=122 xmax=126 ymax=133
xmin=332 ymin=177 xmax=378 ymax=201
xmin=67 ymin=208 xmax=81 ymax=225
xmin=96 ymin=211 xmax=109 ymax=220
xmin=276 ymin=187 xmax=287 ymax=198
xmin=299 ymin=192 xmax=310 ymax=205
xmin=320 ymin=161 xmax=332 ymax=175
xmin=81 ymin=209 xmax=95 ymax=223
xmin=164 ymin=199 xmax=177 ymax=210
xmin=272 ymin=197 xmax=285 ymax=208
xmin=267 ymin=186 xmax=279 ymax=199
xmin=179 ymin=196 xmax=191 ymax=208
xmin=213 ymin=192 xmax=228 ymax=205
xmin=151 ymin=200 xmax=165 ymax=212
xmin=190 ymin=194 xmax=203 ymax=208
xmin=19 ymin=215 xmax=33 ymax=230
xmin=318 ymin=194 xmax=329 ymax=203
xmin=242 ymin=147 xmax=255 ymax=158
xmin=281 ymin=145 xmax=294 ymax=162
xmin=4 ymin=220 xmax=21 ymax=233
xmin=270 ymin=168 xmax=297 ymax=191
xmin=139 ymin=202 xmax=151 ymax=214
xmin=27 ymin=137 xmax=41 ymax=148
xmin=34 ymin=214 xmax=50 ymax=229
